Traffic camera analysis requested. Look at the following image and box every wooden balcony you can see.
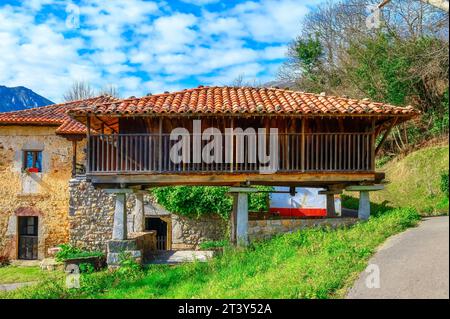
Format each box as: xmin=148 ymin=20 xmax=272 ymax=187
xmin=86 ymin=132 xmax=378 ymax=187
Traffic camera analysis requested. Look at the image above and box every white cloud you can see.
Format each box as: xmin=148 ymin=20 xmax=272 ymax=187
xmin=179 ymin=0 xmax=220 ymax=5
xmin=0 ymin=0 xmax=316 ymax=101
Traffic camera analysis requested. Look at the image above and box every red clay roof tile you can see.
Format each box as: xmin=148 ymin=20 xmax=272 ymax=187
xmin=0 ymin=96 xmax=119 ymax=135
xmin=68 ymin=86 xmax=419 ymax=117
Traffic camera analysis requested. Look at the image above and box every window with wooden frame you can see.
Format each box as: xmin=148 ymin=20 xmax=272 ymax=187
xmin=23 ymin=150 xmax=43 ymax=173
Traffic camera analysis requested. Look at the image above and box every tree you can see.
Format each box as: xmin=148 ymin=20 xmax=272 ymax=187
xmin=230 ymin=74 xmax=262 ymax=87
xmin=63 ymin=81 xmax=96 ymax=102
xmin=279 ymin=0 xmax=449 ymax=155
xmin=379 ymin=0 xmax=449 ymax=12
xmin=99 ymin=84 xmax=120 ymax=98
xmin=63 ymin=81 xmax=121 ymax=102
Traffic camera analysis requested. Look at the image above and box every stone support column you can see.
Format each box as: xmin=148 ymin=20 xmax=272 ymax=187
xmin=133 ymin=192 xmax=145 ymax=233
xmin=228 ymin=187 xmax=259 ymax=247
xmin=346 ymin=185 xmax=384 ymax=221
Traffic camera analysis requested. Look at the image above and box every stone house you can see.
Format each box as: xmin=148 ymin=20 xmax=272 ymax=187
xmin=0 ymin=96 xmax=227 ymax=260
xmin=0 ymin=97 xmax=114 ymax=260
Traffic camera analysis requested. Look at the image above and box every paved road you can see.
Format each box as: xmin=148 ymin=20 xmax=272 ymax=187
xmin=347 ymin=216 xmax=449 ymax=299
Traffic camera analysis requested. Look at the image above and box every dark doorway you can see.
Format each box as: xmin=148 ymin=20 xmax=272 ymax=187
xmin=145 ymin=217 xmax=167 ymax=250
xmin=18 ymin=216 xmax=38 ymax=260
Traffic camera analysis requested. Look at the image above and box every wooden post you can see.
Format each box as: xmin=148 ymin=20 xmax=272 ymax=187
xmin=374 ymin=118 xmax=398 ymax=156
xmin=71 ymin=140 xmax=77 ymax=177
xmin=86 ymin=117 xmax=91 ymax=173
xmin=158 ymin=118 xmax=163 ymax=172
xmin=301 ymin=118 xmax=306 ymax=171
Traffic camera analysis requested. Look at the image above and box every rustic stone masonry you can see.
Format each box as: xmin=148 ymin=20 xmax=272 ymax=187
xmin=248 ymin=217 xmax=358 ymax=241
xmin=68 ymin=176 xmax=358 ymax=254
xmin=171 ymin=214 xmax=229 ymax=250
xmin=68 ymin=177 xmax=137 ymax=252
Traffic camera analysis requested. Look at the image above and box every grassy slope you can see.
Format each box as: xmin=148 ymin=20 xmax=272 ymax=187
xmin=0 ymin=266 xmax=54 ymax=284
xmin=3 ymin=207 xmax=420 ymax=299
xmin=370 ymin=145 xmax=449 ymax=215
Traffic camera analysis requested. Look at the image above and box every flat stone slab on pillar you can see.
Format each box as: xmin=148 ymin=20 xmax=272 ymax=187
xmin=346 ymin=185 xmax=384 ymax=192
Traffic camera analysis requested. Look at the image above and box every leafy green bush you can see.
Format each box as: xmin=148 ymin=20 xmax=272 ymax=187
xmin=151 ymin=186 xmax=272 ymax=218
xmin=440 ymin=172 xmax=449 ymax=198
xmin=79 ymin=263 xmax=95 ymax=274
xmin=116 ymin=252 xmax=143 ymax=280
xmin=55 ymin=244 xmax=104 ymax=262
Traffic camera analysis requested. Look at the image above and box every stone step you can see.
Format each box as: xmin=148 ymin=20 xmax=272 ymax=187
xmin=147 ymin=250 xmax=214 ymax=265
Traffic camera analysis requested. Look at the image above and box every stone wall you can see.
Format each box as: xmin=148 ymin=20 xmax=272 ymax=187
xmin=68 ymin=177 xmax=138 ymax=252
xmin=68 ymin=178 xmax=114 ymax=252
xmin=248 ymin=217 xmax=358 ymax=241
xmin=171 ymin=214 xmax=228 ymax=250
xmin=0 ymin=126 xmax=78 ymax=259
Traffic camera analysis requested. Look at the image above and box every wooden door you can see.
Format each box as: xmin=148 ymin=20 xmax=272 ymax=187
xmin=18 ymin=216 xmax=38 ymax=260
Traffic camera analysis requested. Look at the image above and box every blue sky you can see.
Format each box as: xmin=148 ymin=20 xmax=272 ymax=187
xmin=0 ymin=0 xmax=321 ymax=102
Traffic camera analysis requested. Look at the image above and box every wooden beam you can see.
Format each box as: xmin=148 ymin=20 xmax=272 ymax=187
xmin=87 ymin=172 xmax=378 ymax=187
xmin=374 ymin=118 xmax=398 ymax=156
xmin=95 ymin=115 xmax=117 ymax=133
xmin=71 ymin=140 xmax=77 ymax=177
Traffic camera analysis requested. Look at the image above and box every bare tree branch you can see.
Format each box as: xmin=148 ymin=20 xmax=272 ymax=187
xmin=379 ymin=0 xmax=449 ymax=12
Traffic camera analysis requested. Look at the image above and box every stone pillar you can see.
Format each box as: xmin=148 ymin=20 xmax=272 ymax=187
xmin=133 ymin=192 xmax=145 ymax=233
xmin=228 ymin=187 xmax=258 ymax=247
xmin=358 ymin=191 xmax=370 ymax=221
xmin=112 ymin=193 xmax=127 ymax=240
xmin=326 ymin=194 xmax=336 ymax=217
xmin=346 ymin=185 xmax=384 ymax=221
xmin=236 ymin=192 xmax=249 ymax=246
xmin=319 ymin=189 xmax=342 ymax=217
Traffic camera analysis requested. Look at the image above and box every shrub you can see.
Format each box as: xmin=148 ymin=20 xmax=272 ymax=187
xmin=440 ymin=172 xmax=449 ymax=198
xmin=78 ymin=263 xmax=95 ymax=274
xmin=116 ymin=252 xmax=143 ymax=280
xmin=151 ymin=186 xmax=272 ymax=218
xmin=55 ymin=244 xmax=104 ymax=262
xmin=0 ymin=255 xmax=10 ymax=267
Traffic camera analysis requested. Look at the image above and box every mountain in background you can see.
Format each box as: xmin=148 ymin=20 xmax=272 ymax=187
xmin=0 ymin=85 xmax=54 ymax=112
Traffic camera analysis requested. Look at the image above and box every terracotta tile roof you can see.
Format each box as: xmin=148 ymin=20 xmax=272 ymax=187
xmin=69 ymin=86 xmax=419 ymax=117
xmin=0 ymin=96 xmax=119 ymax=135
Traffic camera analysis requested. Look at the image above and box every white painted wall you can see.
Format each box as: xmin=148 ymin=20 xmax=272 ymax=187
xmin=270 ymin=187 xmax=341 ymax=215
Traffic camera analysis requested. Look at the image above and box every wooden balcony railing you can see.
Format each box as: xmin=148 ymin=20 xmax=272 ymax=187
xmin=87 ymin=133 xmax=375 ymax=174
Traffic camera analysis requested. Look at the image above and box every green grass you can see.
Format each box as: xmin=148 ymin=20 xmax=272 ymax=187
xmin=0 ymin=266 xmax=55 ymax=284
xmin=2 ymin=206 xmax=420 ymax=299
xmin=370 ymin=145 xmax=449 ymax=216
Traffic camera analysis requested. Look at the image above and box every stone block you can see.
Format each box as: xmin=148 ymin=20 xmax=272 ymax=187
xmin=107 ymin=250 xmax=142 ymax=266
xmin=107 ymin=239 xmax=138 ymax=253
